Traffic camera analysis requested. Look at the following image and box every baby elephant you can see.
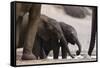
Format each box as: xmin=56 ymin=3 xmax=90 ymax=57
xmin=32 ymin=15 xmax=81 ymax=59
xmin=59 ymin=22 xmax=82 ymax=58
xmin=40 ymin=22 xmax=82 ymax=59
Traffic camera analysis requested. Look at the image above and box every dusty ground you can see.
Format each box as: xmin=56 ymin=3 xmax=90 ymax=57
xmin=16 ymin=58 xmax=96 ymax=65
xmin=16 ymin=48 xmax=96 ymax=65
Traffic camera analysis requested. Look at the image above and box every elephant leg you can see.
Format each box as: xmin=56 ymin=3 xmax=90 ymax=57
xmin=22 ymin=4 xmax=41 ymax=60
xmin=61 ymin=47 xmax=67 ymax=59
xmin=39 ymin=47 xmax=46 ymax=59
xmin=88 ymin=32 xmax=96 ymax=56
xmin=53 ymin=44 xmax=60 ymax=59
xmin=88 ymin=7 xmax=97 ymax=56
xmin=16 ymin=3 xmax=28 ymax=48
xmin=40 ymin=41 xmax=51 ymax=59
xmin=60 ymin=36 xmax=74 ymax=58
xmin=32 ymin=36 xmax=41 ymax=60
xmin=16 ymin=16 xmax=23 ymax=48
xmin=61 ymin=42 xmax=67 ymax=59
xmin=88 ymin=34 xmax=96 ymax=56
xmin=39 ymin=38 xmax=47 ymax=59
xmin=32 ymin=36 xmax=46 ymax=59
xmin=44 ymin=49 xmax=50 ymax=57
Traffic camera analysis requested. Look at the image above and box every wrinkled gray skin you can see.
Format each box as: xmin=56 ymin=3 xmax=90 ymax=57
xmin=16 ymin=3 xmax=41 ymax=60
xmin=32 ymin=15 xmax=74 ymax=59
xmin=59 ymin=22 xmax=82 ymax=57
xmin=32 ymin=15 xmax=81 ymax=59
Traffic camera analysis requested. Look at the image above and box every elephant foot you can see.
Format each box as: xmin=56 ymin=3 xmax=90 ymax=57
xmin=21 ymin=53 xmax=36 ymax=60
xmin=53 ymin=57 xmax=58 ymax=59
xmin=62 ymin=57 xmax=67 ymax=59
xmin=76 ymin=50 xmax=81 ymax=55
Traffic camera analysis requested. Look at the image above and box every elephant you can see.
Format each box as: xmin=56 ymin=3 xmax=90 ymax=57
xmin=88 ymin=7 xmax=97 ymax=56
xmin=16 ymin=3 xmax=41 ymax=60
xmin=63 ymin=6 xmax=91 ymax=18
xmin=59 ymin=22 xmax=82 ymax=58
xmin=32 ymin=14 xmax=81 ymax=59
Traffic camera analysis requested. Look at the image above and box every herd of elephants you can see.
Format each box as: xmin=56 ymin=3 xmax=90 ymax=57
xmin=16 ymin=3 xmax=97 ymax=60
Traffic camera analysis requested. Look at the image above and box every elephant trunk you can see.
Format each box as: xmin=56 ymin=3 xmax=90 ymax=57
xmin=61 ymin=35 xmax=74 ymax=58
xmin=75 ymin=38 xmax=82 ymax=55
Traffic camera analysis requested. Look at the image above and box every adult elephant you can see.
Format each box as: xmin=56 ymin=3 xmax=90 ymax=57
xmin=32 ymin=15 xmax=81 ymax=59
xmin=16 ymin=3 xmax=41 ymax=60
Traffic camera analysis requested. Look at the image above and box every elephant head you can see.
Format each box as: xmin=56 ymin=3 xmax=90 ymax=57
xmin=40 ymin=14 xmax=74 ymax=58
xmin=59 ymin=22 xmax=82 ymax=56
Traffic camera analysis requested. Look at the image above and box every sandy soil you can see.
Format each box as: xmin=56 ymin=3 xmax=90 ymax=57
xmin=16 ymin=48 xmax=96 ymax=65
